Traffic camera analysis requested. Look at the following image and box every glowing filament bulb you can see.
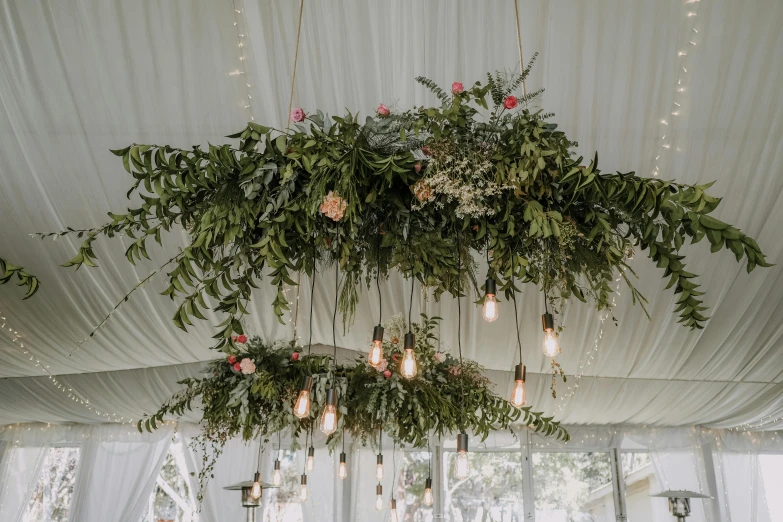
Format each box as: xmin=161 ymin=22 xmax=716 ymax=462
xmin=423 ymin=478 xmax=434 ymax=506
xmin=299 ymin=475 xmax=308 ymax=501
xmin=319 ymin=389 xmax=338 ymax=435
xmin=482 ymin=277 xmax=499 ymax=322
xmin=390 ymin=499 xmax=400 ymax=522
xmin=250 ymin=471 xmax=262 ymax=499
xmin=338 ymin=452 xmax=348 ymax=479
xmin=375 ymin=485 xmax=384 ymax=510
xmin=272 ymin=460 xmax=282 ymax=486
xmin=542 ymin=330 xmax=561 ymax=358
xmin=368 ymin=341 xmax=383 ymax=367
xmin=376 ymin=454 xmax=384 ymax=480
xmin=510 ymin=364 xmax=527 ymax=408
xmin=306 ymin=447 xmax=315 ymax=472
xmin=400 ymin=332 xmax=417 ymax=379
xmin=455 ymin=433 xmax=470 ymax=479
xmin=294 ymin=376 xmax=313 ymax=419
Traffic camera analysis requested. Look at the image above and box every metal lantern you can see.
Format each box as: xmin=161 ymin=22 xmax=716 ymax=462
xmin=650 ymin=490 xmax=711 ymax=521
xmin=224 ymin=479 xmax=275 ymax=522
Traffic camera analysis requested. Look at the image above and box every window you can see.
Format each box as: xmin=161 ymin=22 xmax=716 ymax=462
xmin=533 ymin=452 xmax=613 ymax=521
xmin=261 ymin=450 xmax=303 ymax=522
xmin=24 ymin=447 xmax=80 ymax=522
xmin=393 ymin=451 xmax=434 ymax=522
xmin=140 ymin=442 xmax=195 ymax=522
xmin=443 ymin=451 xmax=524 ymax=522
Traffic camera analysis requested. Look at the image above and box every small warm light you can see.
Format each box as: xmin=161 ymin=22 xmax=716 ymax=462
xmin=368 ymin=325 xmax=384 ymax=367
xmin=423 ymin=478 xmax=434 ymax=506
xmin=455 ymin=433 xmax=470 ymax=479
xmin=376 ymin=454 xmax=384 ymax=480
xmin=294 ymin=376 xmax=313 ymax=419
xmin=306 ymin=447 xmax=315 ymax=472
xmin=251 ymin=471 xmax=262 ymax=499
xmin=510 ymin=364 xmax=527 ymax=408
xmin=400 ymin=332 xmax=418 ymax=379
xmin=375 ymin=484 xmax=384 ymax=510
xmin=482 ymin=277 xmax=499 ymax=322
xmin=338 ymin=452 xmax=348 ymax=479
xmin=272 ymin=460 xmax=282 ymax=486
xmin=390 ymin=499 xmax=400 ymax=522
xmin=319 ymin=389 xmax=338 ymax=435
xmin=299 ymin=475 xmax=308 ymax=501
xmin=541 ymin=313 xmax=561 ymax=358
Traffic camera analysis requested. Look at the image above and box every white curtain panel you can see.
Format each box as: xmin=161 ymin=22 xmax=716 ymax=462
xmin=0 ymin=443 xmax=47 ymax=522
xmin=67 ymin=430 xmax=172 ymax=522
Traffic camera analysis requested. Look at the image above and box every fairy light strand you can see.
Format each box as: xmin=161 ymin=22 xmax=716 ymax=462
xmin=229 ymin=0 xmax=255 ymax=121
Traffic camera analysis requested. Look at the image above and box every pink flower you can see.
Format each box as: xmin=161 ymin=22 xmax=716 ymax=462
xmin=448 ymin=366 xmax=462 ymax=376
xmin=433 ymin=352 xmax=446 ymax=363
xmin=290 ymin=108 xmax=305 ymax=123
xmin=240 ymin=358 xmax=256 ymax=375
xmin=411 ymin=180 xmax=433 ymax=203
xmin=452 ymin=82 xmax=464 ymax=94
xmin=236 ymin=334 xmax=248 ymax=344
xmin=377 ymin=104 xmax=390 ymax=117
xmin=291 ymin=352 xmax=300 ymax=361
xmin=228 ymin=355 xmax=237 ymax=364
xmin=376 ymin=359 xmax=389 ymax=372
xmin=414 ymin=163 xmax=422 ymax=174
xmin=503 ymin=96 xmax=518 ymax=109
xmin=233 ymin=362 xmax=241 ymax=371
xmin=383 ymin=370 xmax=392 ymax=378
xmin=320 ymin=191 xmax=348 ymax=222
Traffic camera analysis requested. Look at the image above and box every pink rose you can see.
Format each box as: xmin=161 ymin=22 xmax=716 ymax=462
xmin=236 ymin=335 xmax=247 ymax=343
xmin=433 ymin=352 xmax=446 ymax=363
xmin=320 ymin=191 xmax=348 ymax=222
xmin=290 ymin=108 xmax=305 ymax=123
xmin=452 ymin=82 xmax=464 ymax=94
xmin=240 ymin=358 xmax=256 ymax=375
xmin=228 ymin=355 xmax=237 ymax=364
xmin=383 ymin=370 xmax=392 ymax=378
xmin=233 ymin=362 xmax=241 ymax=371
xmin=377 ymin=104 xmax=390 ymax=117
xmin=291 ymin=352 xmax=300 ymax=361
xmin=376 ymin=359 xmax=389 ymax=372
xmin=414 ymin=163 xmax=422 ymax=174
xmin=503 ymin=96 xmax=517 ymax=109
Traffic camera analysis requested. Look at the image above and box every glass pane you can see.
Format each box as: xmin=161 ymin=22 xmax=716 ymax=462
xmin=533 ymin=452 xmax=612 ymax=521
xmin=393 ymin=451 xmax=435 ymax=522
xmin=443 ymin=451 xmax=524 ymax=522
xmin=24 ymin=447 xmax=80 ymax=522
xmin=261 ymin=450 xmax=303 ymax=522
xmin=619 ymin=452 xmax=664 ymax=521
xmin=139 ymin=443 xmax=195 ymax=522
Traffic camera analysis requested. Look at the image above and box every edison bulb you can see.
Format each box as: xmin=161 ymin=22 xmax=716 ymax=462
xmin=542 ymin=330 xmax=561 ymax=358
xmin=294 ymin=390 xmax=311 ymax=418
xmin=251 ymin=473 xmax=262 ymax=499
xmin=368 ymin=340 xmax=384 ymax=367
xmin=455 ymin=451 xmax=470 ymax=479
xmin=320 ymin=404 xmax=337 ymax=435
xmin=338 ymin=460 xmax=348 ymax=479
xmin=299 ymin=483 xmax=308 ymax=501
xmin=510 ymin=380 xmax=527 ymax=408
xmin=400 ymin=348 xmax=418 ymax=379
xmin=482 ymin=294 xmax=499 ymax=322
xmin=390 ymin=500 xmax=400 ymax=522
xmin=306 ymin=455 xmax=314 ymax=472
xmin=376 ymin=462 xmax=384 ymax=480
xmin=375 ymin=493 xmax=384 ymax=511
xmin=423 ymin=479 xmax=434 ymax=506
xmin=272 ymin=468 xmax=282 ymax=486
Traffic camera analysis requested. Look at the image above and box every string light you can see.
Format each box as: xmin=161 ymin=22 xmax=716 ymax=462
xmin=229 ymin=0 xmax=255 ymax=121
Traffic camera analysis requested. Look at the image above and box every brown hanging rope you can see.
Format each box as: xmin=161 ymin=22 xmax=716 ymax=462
xmin=513 ymin=0 xmax=528 ymax=97
xmin=286 ymin=0 xmax=306 ymax=131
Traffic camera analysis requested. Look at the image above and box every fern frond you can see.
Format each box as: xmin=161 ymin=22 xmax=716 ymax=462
xmin=415 ymin=76 xmax=450 ymax=105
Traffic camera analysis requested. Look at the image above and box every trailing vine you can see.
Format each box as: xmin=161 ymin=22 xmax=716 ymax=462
xmin=0 ymin=256 xmax=39 ymax=299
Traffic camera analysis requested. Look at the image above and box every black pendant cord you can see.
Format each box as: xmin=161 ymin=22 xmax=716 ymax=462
xmin=255 ymin=436 xmax=263 ymax=473
xmin=342 ymin=426 xmax=346 ymax=453
xmin=455 ymin=228 xmax=465 ymax=431
xmin=512 ymin=257 xmax=523 ymax=365
xmin=427 ymin=437 xmax=432 ymax=478
xmin=277 ymin=430 xmax=282 ymax=458
xmin=407 ymin=198 xmax=415 ymax=331
xmin=544 ymin=287 xmax=549 ymax=315
xmin=307 ymin=238 xmax=317 ymax=356
xmin=302 ymin=429 xmax=309 ymax=474
xmin=332 ymin=233 xmax=340 ymax=380
xmin=391 ymin=440 xmax=397 ymax=499
xmin=376 ymin=231 xmax=383 ymax=324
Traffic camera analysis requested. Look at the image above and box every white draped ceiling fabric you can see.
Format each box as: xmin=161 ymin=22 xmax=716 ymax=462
xmin=1 ymin=0 xmax=783 ymax=435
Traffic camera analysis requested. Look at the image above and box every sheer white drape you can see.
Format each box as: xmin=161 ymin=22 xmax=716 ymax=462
xmin=66 ymin=427 xmax=172 ymax=522
xmin=0 ymin=443 xmax=47 ymax=522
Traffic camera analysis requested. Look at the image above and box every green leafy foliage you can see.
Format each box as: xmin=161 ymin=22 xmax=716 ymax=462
xmin=0 ymin=256 xmax=40 ymax=299
xmin=38 ymin=66 xmax=770 ymax=344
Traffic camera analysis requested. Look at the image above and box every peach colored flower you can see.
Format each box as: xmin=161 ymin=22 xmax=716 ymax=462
xmin=411 ymin=180 xmax=433 ymax=203
xmin=376 ymin=359 xmax=389 ymax=372
xmin=320 ymin=191 xmax=348 ymax=221
xmin=240 ymin=358 xmax=256 ymax=374
xmin=448 ymin=366 xmax=462 ymax=376
xmin=434 ymin=352 xmax=446 ymax=363
xmin=414 ymin=163 xmax=422 ymax=174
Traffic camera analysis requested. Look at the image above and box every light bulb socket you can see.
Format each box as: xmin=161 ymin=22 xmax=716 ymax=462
xmin=377 ymin=453 xmax=383 ymax=465
xmin=372 ymin=325 xmax=384 ymax=342
xmin=300 ymin=375 xmax=313 ymax=392
xmin=274 ymin=459 xmax=281 ymax=471
xmin=515 ymin=363 xmax=527 ymax=383
xmin=253 ymin=471 xmax=261 ymax=483
xmin=485 ymin=277 xmax=496 ymax=296
xmin=542 ymin=312 xmax=554 ymax=332
xmin=404 ymin=332 xmax=415 ymax=350
xmin=425 ymin=477 xmax=432 ymax=489
xmin=300 ymin=474 xmax=307 ymax=486
xmin=308 ymin=446 xmax=314 ymax=458
xmin=390 ymin=499 xmax=397 ymax=510
xmin=339 ymin=451 xmax=346 ymax=464
xmin=325 ymin=388 xmax=337 ymax=406
xmin=457 ymin=432 xmax=468 ymax=453
xmin=376 ymin=484 xmax=383 ymax=496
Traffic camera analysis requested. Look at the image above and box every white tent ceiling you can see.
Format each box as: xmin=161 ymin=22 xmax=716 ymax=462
xmin=0 ymin=0 xmax=782 ymax=429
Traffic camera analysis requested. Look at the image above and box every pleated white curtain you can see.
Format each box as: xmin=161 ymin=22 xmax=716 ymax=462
xmin=0 ymin=444 xmax=48 ymax=522
xmin=66 ymin=428 xmax=172 ymax=522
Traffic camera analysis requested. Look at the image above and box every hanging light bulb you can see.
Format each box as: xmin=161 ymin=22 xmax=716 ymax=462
xmin=368 ymin=325 xmax=384 ymax=367
xmin=272 ymin=459 xmax=282 ymax=486
xmin=510 ymin=363 xmax=527 ymax=408
xmin=482 ymin=276 xmax=499 ymax=322
xmin=454 ymin=432 xmax=470 ymax=479
xmin=293 ymin=376 xmax=313 ymax=418
xmin=338 ymin=451 xmax=348 ymax=479
xmin=400 ymin=332 xmax=418 ymax=379
xmin=390 ymin=498 xmax=400 ymax=522
xmin=541 ymin=313 xmax=561 ymax=357
xmin=299 ymin=474 xmax=308 ymax=501
xmin=250 ymin=471 xmax=262 ymax=499
xmin=423 ymin=477 xmax=434 ymax=506
xmin=306 ymin=446 xmax=315 ymax=472
xmin=320 ymin=389 xmax=338 ymax=435
xmin=376 ymin=453 xmax=384 ymax=480
xmin=375 ymin=484 xmax=384 ymax=511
